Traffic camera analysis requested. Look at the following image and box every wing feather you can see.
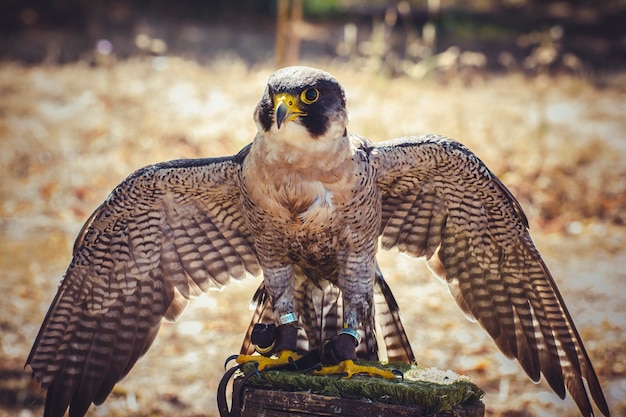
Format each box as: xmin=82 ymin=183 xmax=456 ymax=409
xmin=27 ymin=149 xmax=260 ymax=417
xmin=374 ymin=135 xmax=610 ymax=417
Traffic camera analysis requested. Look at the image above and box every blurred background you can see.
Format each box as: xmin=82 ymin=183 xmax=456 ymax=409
xmin=0 ymin=1 xmax=625 ymax=416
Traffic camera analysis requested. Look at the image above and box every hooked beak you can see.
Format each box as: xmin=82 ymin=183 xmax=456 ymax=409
xmin=274 ymin=93 xmax=307 ymax=129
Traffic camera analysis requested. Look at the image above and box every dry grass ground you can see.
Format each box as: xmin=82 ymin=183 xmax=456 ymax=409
xmin=0 ymin=58 xmax=624 ymax=417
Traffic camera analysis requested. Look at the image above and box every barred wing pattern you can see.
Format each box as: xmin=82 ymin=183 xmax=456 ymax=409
xmin=26 ymin=154 xmax=260 ymax=417
xmin=240 ymin=264 xmax=415 ymax=363
xmin=374 ymin=135 xmax=610 ymax=417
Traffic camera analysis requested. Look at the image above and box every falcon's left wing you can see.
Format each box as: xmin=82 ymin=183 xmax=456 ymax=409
xmin=372 ymin=135 xmax=610 ymax=417
xmin=27 ymin=147 xmax=260 ymax=417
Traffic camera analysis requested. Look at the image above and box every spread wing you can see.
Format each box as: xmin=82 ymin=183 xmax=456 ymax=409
xmin=240 ymin=263 xmax=415 ymax=363
xmin=26 ymin=147 xmax=260 ymax=417
xmin=373 ymin=135 xmax=610 ymax=417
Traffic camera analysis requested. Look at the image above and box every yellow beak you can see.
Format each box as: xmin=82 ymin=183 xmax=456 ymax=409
xmin=274 ymin=93 xmax=307 ymax=129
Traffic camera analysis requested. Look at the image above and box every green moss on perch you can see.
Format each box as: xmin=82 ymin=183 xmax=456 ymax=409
xmin=234 ymin=361 xmax=484 ymax=416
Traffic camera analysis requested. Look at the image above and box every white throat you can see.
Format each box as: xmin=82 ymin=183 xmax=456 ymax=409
xmin=258 ymin=120 xmax=349 ymax=169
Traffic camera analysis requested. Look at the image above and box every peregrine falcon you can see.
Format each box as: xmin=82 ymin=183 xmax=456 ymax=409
xmin=27 ymin=66 xmax=610 ymax=417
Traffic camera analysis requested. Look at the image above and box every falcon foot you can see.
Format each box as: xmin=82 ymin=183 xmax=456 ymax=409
xmin=234 ymin=350 xmax=300 ymax=371
xmin=313 ymin=359 xmax=401 ymax=379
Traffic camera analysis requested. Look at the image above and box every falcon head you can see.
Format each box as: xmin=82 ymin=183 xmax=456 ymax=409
xmin=254 ymin=66 xmax=348 ymax=143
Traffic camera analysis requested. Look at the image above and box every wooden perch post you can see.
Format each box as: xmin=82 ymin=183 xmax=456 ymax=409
xmin=237 ymin=384 xmax=485 ymax=417
xmin=223 ymin=362 xmax=485 ymax=417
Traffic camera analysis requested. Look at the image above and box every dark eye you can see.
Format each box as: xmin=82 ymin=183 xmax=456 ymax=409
xmin=300 ymin=88 xmax=319 ymax=104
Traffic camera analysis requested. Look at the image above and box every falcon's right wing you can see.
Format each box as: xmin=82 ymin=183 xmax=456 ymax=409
xmin=26 ymin=146 xmax=260 ymax=417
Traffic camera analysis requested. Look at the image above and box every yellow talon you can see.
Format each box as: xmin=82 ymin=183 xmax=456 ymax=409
xmin=235 ymin=350 xmax=300 ymax=371
xmin=313 ymin=359 xmax=397 ymax=379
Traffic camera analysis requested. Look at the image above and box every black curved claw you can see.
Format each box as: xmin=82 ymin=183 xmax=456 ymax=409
xmin=391 ymin=369 xmax=404 ymax=380
xmin=287 ymin=355 xmax=299 ymax=370
xmin=304 ymin=364 xmax=323 ymax=374
xmin=252 ymin=361 xmax=261 ymax=378
xmin=224 ymin=354 xmax=240 ymax=370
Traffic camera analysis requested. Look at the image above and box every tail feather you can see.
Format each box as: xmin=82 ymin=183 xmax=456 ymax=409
xmin=240 ymin=284 xmax=273 ymax=355
xmin=374 ymin=263 xmax=416 ymax=363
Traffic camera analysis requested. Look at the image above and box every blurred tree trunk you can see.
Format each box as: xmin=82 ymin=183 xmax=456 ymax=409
xmin=275 ymin=0 xmax=302 ymax=68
